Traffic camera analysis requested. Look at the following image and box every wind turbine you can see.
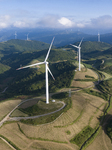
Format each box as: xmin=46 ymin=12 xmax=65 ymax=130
xmin=26 ymin=33 xmax=29 ymax=40
xmin=14 ymin=31 xmax=17 ymax=39
xmin=98 ymin=32 xmax=100 ymax=42
xmin=16 ymin=37 xmax=55 ymax=104
xmin=70 ymin=38 xmax=83 ymax=71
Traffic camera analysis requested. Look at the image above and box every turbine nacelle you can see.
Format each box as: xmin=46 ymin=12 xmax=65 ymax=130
xmin=45 ymin=61 xmax=48 ymax=64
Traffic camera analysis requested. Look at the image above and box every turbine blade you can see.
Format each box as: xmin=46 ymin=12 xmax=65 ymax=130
xmin=47 ymin=65 xmax=55 ymax=80
xmin=45 ymin=37 xmax=55 ymax=62
xmin=79 ymin=38 xmax=83 ymax=47
xmin=16 ymin=62 xmax=45 ymax=70
xmin=70 ymin=44 xmax=78 ymax=49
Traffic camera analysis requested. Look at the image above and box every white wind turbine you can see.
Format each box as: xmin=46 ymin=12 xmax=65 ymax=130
xmin=98 ymin=32 xmax=100 ymax=42
xmin=15 ymin=31 xmax=17 ymax=39
xmin=16 ymin=37 xmax=55 ymax=104
xmin=26 ymin=33 xmax=29 ymax=40
xmin=70 ymin=38 xmax=83 ymax=71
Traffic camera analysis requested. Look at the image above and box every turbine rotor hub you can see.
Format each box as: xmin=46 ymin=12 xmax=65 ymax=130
xmin=45 ymin=61 xmax=48 ymax=65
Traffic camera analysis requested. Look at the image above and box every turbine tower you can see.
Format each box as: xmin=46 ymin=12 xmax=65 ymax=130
xmin=26 ymin=33 xmax=29 ymax=40
xmin=70 ymin=38 xmax=83 ymax=71
xmin=15 ymin=31 xmax=17 ymax=39
xmin=17 ymin=37 xmax=55 ymax=104
xmin=98 ymin=32 xmax=100 ymax=42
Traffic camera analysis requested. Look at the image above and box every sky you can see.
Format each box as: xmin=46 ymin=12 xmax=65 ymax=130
xmin=0 ymin=0 xmax=112 ymax=32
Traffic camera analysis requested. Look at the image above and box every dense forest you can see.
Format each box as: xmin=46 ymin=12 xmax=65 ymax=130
xmin=4 ymin=61 xmax=76 ymax=98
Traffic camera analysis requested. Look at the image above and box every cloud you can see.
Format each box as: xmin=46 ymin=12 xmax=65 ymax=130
xmin=38 ymin=15 xmax=87 ymax=29
xmin=0 ymin=15 xmax=11 ymax=28
xmin=89 ymin=15 xmax=112 ymax=29
xmin=1 ymin=14 xmax=112 ymax=30
xmin=13 ymin=21 xmax=28 ymax=28
xmin=58 ymin=17 xmax=73 ymax=27
xmin=38 ymin=15 xmax=60 ymax=28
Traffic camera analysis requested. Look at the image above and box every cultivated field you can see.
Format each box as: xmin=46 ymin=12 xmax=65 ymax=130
xmin=0 ymin=138 xmax=12 ymax=150
xmin=86 ymin=101 xmax=112 ymax=150
xmin=86 ymin=128 xmax=112 ymax=150
xmin=0 ymin=99 xmax=21 ymax=121
xmin=0 ymin=92 xmax=105 ymax=149
xmin=74 ymin=68 xmax=98 ymax=79
xmin=71 ymin=68 xmax=98 ymax=88
xmin=0 ymin=91 xmax=106 ymax=150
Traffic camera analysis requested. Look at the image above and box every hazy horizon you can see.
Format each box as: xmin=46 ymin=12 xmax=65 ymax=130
xmin=0 ymin=0 xmax=112 ymax=34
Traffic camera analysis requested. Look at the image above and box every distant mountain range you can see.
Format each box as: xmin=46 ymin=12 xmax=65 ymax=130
xmin=1 ymin=28 xmax=112 ymax=47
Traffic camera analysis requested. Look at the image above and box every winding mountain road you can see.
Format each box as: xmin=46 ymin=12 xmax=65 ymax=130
xmin=0 ymin=99 xmax=65 ymax=126
xmin=9 ymin=101 xmax=66 ymax=121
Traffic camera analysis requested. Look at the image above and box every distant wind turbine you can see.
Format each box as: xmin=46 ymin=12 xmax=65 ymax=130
xmin=26 ymin=33 xmax=29 ymax=40
xmin=14 ymin=31 xmax=17 ymax=39
xmin=98 ymin=32 xmax=100 ymax=42
xmin=70 ymin=38 xmax=83 ymax=71
xmin=16 ymin=37 xmax=55 ymax=104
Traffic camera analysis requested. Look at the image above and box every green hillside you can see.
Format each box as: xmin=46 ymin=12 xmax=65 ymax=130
xmin=0 ymin=39 xmax=76 ymax=96
xmin=66 ymin=41 xmax=112 ymax=60
xmin=0 ymin=39 xmax=55 ymax=61
xmin=0 ymin=49 xmax=75 ymax=68
xmin=0 ymin=63 xmax=10 ymax=74
xmin=99 ymin=58 xmax=112 ymax=74
xmin=6 ymin=39 xmax=53 ymax=52
xmin=68 ymin=41 xmax=112 ymax=53
xmin=0 ymin=39 xmax=112 ymax=98
xmin=4 ymin=61 xmax=76 ymax=98
xmin=81 ymin=41 xmax=111 ymax=52
xmin=82 ymin=42 xmax=111 ymax=60
xmin=87 ymin=46 xmax=112 ymax=60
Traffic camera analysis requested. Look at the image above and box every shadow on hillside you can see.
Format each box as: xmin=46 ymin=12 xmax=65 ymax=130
xmin=89 ymin=103 xmax=103 ymax=111
xmin=98 ymin=114 xmax=112 ymax=142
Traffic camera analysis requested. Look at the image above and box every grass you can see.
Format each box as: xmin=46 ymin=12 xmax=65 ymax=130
xmin=80 ymin=97 xmax=112 ymax=150
xmin=18 ymin=100 xmax=63 ymax=116
xmin=88 ymin=103 xmax=105 ymax=125
xmin=75 ymin=79 xmax=97 ymax=82
xmin=99 ymin=71 xmax=112 ymax=80
xmin=0 ymin=135 xmax=21 ymax=150
xmin=91 ymin=68 xmax=104 ymax=81
xmin=52 ymin=92 xmax=68 ymax=99
xmin=80 ymin=125 xmax=101 ymax=150
xmin=70 ymin=126 xmax=94 ymax=147
xmin=71 ymin=68 xmax=98 ymax=89
xmin=11 ymin=109 xmax=28 ymax=117
xmin=0 ymin=138 xmax=13 ymax=150
xmin=66 ymin=130 xmax=71 ymax=135
xmin=82 ymin=88 xmax=109 ymax=101
xmin=30 ymin=141 xmax=71 ymax=150
xmin=20 ymin=110 xmax=63 ymax=125
xmin=20 ymin=97 xmax=71 ymax=125
xmin=17 ymin=123 xmax=68 ymax=144
xmin=54 ymin=109 xmax=84 ymax=128
xmin=0 ymin=123 xmax=34 ymax=149
xmin=0 ymin=99 xmax=21 ymax=121
xmin=85 ymin=75 xmax=95 ymax=79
